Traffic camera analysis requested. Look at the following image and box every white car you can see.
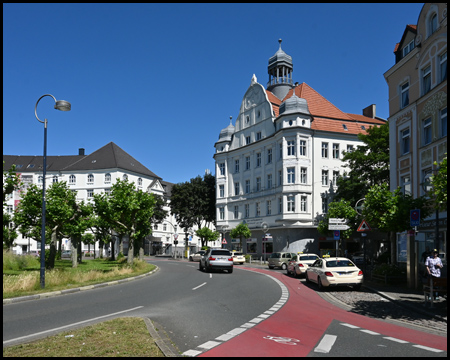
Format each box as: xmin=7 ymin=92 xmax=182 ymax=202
xmin=305 ymin=257 xmax=363 ymax=290
xmin=231 ymin=252 xmax=245 ymax=265
xmin=286 ymin=253 xmax=319 ymax=277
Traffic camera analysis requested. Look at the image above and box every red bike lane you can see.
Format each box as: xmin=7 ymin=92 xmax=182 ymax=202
xmin=200 ymin=267 xmax=447 ymax=357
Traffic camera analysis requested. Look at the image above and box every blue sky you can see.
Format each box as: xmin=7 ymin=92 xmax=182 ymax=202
xmin=3 ymin=3 xmax=424 ymax=184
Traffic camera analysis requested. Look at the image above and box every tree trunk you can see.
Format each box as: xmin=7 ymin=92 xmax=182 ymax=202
xmin=390 ymin=231 xmax=396 ymax=265
xmin=71 ymin=241 xmax=78 ymax=268
xmin=128 ymin=238 xmax=134 ymax=264
xmin=110 ymin=239 xmax=115 ymax=261
xmin=139 ymin=247 xmax=144 ymax=261
xmin=47 ymin=231 xmax=57 ymax=269
xmin=119 ymin=235 xmax=124 ymax=255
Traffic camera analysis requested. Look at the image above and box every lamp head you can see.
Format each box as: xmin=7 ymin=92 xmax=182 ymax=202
xmin=54 ymin=100 xmax=71 ymax=111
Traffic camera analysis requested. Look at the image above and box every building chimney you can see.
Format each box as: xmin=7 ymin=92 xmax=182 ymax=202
xmin=79 ymin=148 xmax=85 ymax=156
xmin=363 ymin=104 xmax=376 ymax=118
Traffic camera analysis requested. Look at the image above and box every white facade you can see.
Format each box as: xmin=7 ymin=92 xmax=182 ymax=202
xmin=214 ymin=42 xmax=385 ymax=258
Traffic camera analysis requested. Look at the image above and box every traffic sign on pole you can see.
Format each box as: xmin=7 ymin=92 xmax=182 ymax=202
xmin=357 ymin=220 xmax=371 ymax=232
xmin=329 ymin=218 xmax=348 ymax=224
xmin=333 ymin=230 xmax=340 ymax=240
xmin=410 ymin=209 xmax=420 ymax=227
xmin=328 ymin=224 xmax=350 ymax=230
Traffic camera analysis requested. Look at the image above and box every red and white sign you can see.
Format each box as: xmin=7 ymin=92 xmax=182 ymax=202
xmin=222 ymin=238 xmax=227 ymax=244
xmin=357 ymin=219 xmax=371 ymax=232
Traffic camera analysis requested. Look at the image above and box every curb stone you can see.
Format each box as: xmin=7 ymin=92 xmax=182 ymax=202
xmin=144 ymin=318 xmax=181 ymax=357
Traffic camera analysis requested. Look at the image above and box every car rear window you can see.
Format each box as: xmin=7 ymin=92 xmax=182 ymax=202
xmin=325 ymin=260 xmax=355 ymax=267
xmin=300 ymin=256 xmax=318 ymax=261
xmin=270 ymin=253 xmax=281 ymax=258
xmin=211 ymin=250 xmax=231 ymax=256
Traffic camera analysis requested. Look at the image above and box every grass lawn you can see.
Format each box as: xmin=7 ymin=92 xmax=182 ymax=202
xmin=3 ymin=251 xmax=156 ymax=298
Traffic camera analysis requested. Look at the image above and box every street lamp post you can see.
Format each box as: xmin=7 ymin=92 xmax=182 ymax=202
xmin=35 ymin=94 xmax=71 ymax=288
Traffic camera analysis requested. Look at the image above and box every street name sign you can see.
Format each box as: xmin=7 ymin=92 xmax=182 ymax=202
xmin=328 ymin=224 xmax=350 ymax=230
xmin=329 ymin=218 xmax=348 ymax=224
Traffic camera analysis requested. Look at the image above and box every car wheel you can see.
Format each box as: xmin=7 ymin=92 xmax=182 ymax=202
xmin=292 ymin=270 xmax=297 ymax=278
xmin=228 ymin=268 xmax=233 ymax=274
xmin=353 ymin=284 xmax=362 ymax=291
xmin=318 ymin=277 xmax=324 ymax=291
xmin=268 ymin=265 xmax=274 ymax=269
xmin=199 ymin=262 xmax=203 ymax=271
xmin=281 ymin=263 xmax=287 ymax=270
xmin=189 ymin=256 xmax=193 ymax=261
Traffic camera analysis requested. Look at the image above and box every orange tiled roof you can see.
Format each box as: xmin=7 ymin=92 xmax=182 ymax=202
xmin=265 ymin=82 xmax=384 ymax=134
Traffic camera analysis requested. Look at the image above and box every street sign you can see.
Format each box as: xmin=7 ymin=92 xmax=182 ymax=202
xmin=173 ymin=233 xmax=178 ymax=240
xmin=333 ymin=230 xmax=340 ymax=240
xmin=357 ymin=219 xmax=371 ymax=232
xmin=410 ymin=209 xmax=420 ymax=227
xmin=222 ymin=238 xmax=227 ymax=244
xmin=328 ymin=224 xmax=350 ymax=230
xmin=329 ymin=218 xmax=348 ymax=224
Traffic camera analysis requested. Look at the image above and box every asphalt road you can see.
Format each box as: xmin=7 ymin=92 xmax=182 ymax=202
xmin=3 ymin=259 xmax=448 ymax=357
xmin=3 ymin=259 xmax=281 ymax=353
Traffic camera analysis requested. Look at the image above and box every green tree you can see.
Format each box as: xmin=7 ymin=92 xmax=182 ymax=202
xmin=107 ymin=179 xmax=155 ymax=264
xmin=13 ymin=184 xmax=46 ymax=251
xmin=92 ymin=192 xmax=116 ymax=260
xmin=45 ymin=181 xmax=79 ymax=269
xmin=335 ymin=122 xmax=390 ymax=206
xmin=230 ymin=223 xmax=251 ymax=252
xmin=3 ymin=163 xmax=22 ymax=250
xmin=196 ymin=227 xmax=220 ymax=248
xmin=170 ymin=173 xmax=216 ymax=244
xmin=429 ymin=154 xmax=447 ymax=211
xmin=363 ymin=183 xmax=432 ymax=264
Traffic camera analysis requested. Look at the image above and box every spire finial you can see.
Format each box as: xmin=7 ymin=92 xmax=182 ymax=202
xmin=229 ymin=116 xmax=232 ymax=125
xmin=278 ymin=38 xmax=282 ymax=49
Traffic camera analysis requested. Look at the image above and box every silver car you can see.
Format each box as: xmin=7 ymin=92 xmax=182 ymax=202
xmin=268 ymin=252 xmax=297 ymax=270
xmin=199 ymin=249 xmax=233 ymax=273
xmin=189 ymin=250 xmax=206 ymax=262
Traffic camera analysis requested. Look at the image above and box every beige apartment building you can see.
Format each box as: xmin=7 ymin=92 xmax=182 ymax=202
xmin=384 ymin=3 xmax=447 ymax=285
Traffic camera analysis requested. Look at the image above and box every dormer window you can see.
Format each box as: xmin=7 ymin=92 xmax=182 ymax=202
xmin=87 ymin=174 xmax=94 ymax=184
xmin=342 ymin=124 xmax=348 ymax=131
xmin=430 ymin=13 xmax=438 ymax=34
xmin=402 ymin=40 xmax=414 ymax=58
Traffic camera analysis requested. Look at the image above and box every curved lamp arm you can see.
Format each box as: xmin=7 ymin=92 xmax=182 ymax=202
xmin=35 ymin=94 xmax=71 ymax=123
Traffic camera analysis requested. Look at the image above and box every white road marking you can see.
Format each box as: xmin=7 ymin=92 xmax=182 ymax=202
xmin=360 ymin=329 xmax=380 ymax=335
xmin=192 ymin=282 xmax=207 ymax=290
xmin=383 ymin=337 xmax=409 ymax=344
xmin=413 ymin=345 xmax=444 ymax=353
xmin=340 ymin=323 xmax=360 ymax=329
xmin=3 ymin=306 xmax=144 ymax=345
xmin=314 ymin=334 xmax=337 ymax=353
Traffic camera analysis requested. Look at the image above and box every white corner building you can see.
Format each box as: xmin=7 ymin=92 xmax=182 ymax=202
xmin=214 ymin=40 xmax=386 ymax=258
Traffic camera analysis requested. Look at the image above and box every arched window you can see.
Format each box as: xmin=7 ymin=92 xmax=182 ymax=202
xmin=430 ymin=13 xmax=438 ymax=34
xmin=52 ymin=175 xmax=58 ymax=183
xmin=123 ymin=174 xmax=128 ymax=181
xmin=69 ymin=175 xmax=76 ymax=184
xmin=138 ymin=178 xmax=143 ymax=186
xmin=105 ymin=173 xmax=111 ymax=184
xmin=87 ymin=174 xmax=94 ymax=183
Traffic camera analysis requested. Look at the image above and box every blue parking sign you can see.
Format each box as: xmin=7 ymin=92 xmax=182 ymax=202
xmin=410 ymin=209 xmax=420 ymax=227
xmin=333 ymin=230 xmax=340 ymax=240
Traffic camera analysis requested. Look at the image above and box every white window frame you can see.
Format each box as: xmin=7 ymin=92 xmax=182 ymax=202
xmin=267 ymin=173 xmax=273 ymax=189
xmin=219 ymin=163 xmax=225 ymax=176
xmin=267 ymin=148 xmax=272 ymax=164
xmin=219 ymin=184 xmax=224 ymax=198
xmin=321 ymin=142 xmax=328 ymax=158
xmin=256 ymin=202 xmax=261 ymax=217
xmin=322 ymin=170 xmax=329 ymax=186
xmin=287 ymin=195 xmax=295 ymax=212
xmin=219 ymin=207 xmax=225 ymax=220
xmin=299 ymin=140 xmax=306 ymax=156
xmin=401 ymin=81 xmax=409 ymax=108
xmin=422 ymin=65 xmax=431 ymax=95
xmin=332 ymin=143 xmax=340 ymax=159
xmin=401 ymin=128 xmax=410 ymax=155
xmin=234 ymin=206 xmax=239 ymax=219
xmin=287 ymin=167 xmax=295 ymax=184
xmin=105 ymin=173 xmax=111 ymax=184
xmin=300 ymin=167 xmax=307 ymax=184
xmin=234 ymin=182 xmax=240 ymax=196
xmin=266 ymin=200 xmax=272 ymax=215
xmin=245 ymin=156 xmax=250 ymax=170
xmin=235 ymin=159 xmax=240 ymax=173
xmin=440 ymin=107 xmax=447 ymax=138
xmin=245 ymin=204 xmax=250 ymax=218
xmin=287 ymin=140 xmax=295 ymax=156
xmin=69 ymin=175 xmax=76 ymax=185
xmin=423 ymin=117 xmax=432 ymax=145
xmin=439 ymin=52 xmax=447 ymax=83
xmin=245 ymin=179 xmax=250 ymax=194
xmin=256 ymin=152 xmax=261 ymax=167
xmin=256 ymin=177 xmax=261 ymax=191
xmin=402 ymin=40 xmax=414 ymax=57
xmin=300 ymin=195 xmax=307 ymax=212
